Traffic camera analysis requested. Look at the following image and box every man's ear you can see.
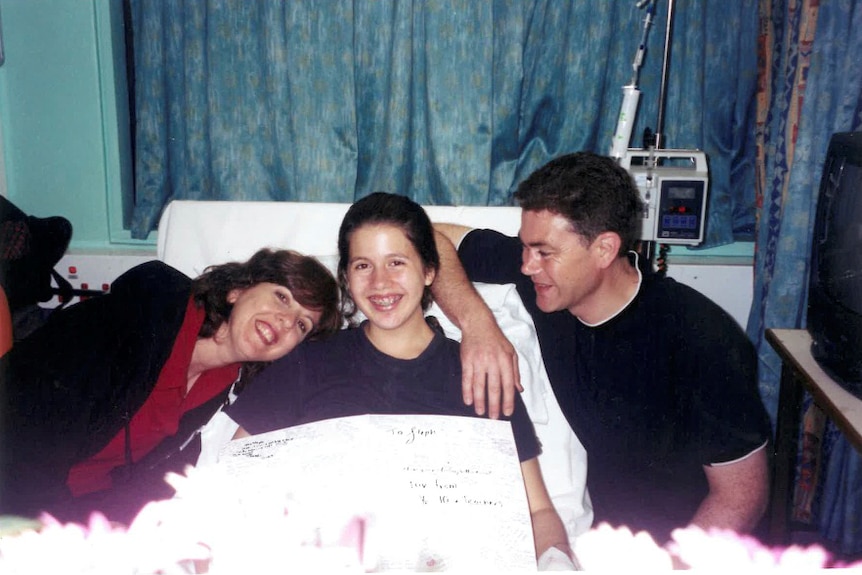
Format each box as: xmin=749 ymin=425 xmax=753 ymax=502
xmin=592 ymin=231 xmax=622 ymax=268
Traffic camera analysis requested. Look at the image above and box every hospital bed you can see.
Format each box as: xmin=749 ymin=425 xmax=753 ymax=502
xmin=156 ymin=200 xmax=593 ymax=544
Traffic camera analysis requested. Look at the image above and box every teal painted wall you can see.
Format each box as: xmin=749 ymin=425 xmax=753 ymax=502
xmin=0 ymin=0 xmax=142 ymax=251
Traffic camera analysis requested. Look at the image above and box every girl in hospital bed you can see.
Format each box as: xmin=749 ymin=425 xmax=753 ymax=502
xmin=225 ymin=192 xmax=574 ymax=568
xmin=0 ymin=248 xmax=340 ymax=522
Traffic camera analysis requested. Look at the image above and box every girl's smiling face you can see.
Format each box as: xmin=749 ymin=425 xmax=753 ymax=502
xmin=346 ymin=223 xmax=435 ymax=338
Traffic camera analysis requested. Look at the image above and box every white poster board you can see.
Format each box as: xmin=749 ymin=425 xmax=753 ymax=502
xmin=218 ymin=414 xmax=536 ymax=571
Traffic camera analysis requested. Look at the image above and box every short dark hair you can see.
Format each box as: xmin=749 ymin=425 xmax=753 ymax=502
xmin=514 ymin=151 xmax=643 ymax=254
xmin=337 ymin=192 xmax=439 ymax=325
xmin=191 ymin=248 xmax=341 ymax=340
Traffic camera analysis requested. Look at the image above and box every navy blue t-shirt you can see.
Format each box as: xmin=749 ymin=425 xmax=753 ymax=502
xmin=458 ymin=229 xmax=772 ymax=543
xmin=226 ymin=322 xmax=541 ymax=463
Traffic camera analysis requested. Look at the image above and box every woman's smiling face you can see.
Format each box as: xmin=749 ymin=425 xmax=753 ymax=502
xmin=219 ymin=282 xmax=321 ymax=363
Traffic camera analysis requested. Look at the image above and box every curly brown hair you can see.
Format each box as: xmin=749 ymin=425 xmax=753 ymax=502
xmin=191 ymin=248 xmax=341 ymax=385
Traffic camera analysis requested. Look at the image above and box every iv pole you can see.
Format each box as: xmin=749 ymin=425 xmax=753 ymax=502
xmin=609 ymin=0 xmax=676 ymax=155
xmin=652 ymin=0 xmax=675 ymax=151
xmin=609 ymin=0 xmax=657 ymax=160
xmin=609 ymin=0 xmax=677 ymax=272
xmin=649 ymin=0 xmax=676 ymax=274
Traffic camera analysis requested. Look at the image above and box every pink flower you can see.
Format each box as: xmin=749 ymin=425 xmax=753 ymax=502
xmin=573 ymin=522 xmax=675 ymax=570
xmin=0 ymin=511 xmax=202 ymax=574
xmin=0 ymin=466 xmax=366 ymax=574
xmin=668 ymin=526 xmax=860 ymax=570
xmin=8 ymin=466 xmax=859 ymax=574
xmin=574 ymin=522 xmax=862 ymax=571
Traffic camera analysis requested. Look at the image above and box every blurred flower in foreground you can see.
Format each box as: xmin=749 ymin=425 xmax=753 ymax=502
xmin=4 ymin=466 xmax=861 ymax=573
xmin=573 ymin=523 xmax=675 ymax=571
xmin=0 ymin=465 xmax=367 ymax=574
xmin=0 ymin=511 xmax=205 ymax=575
xmin=668 ymin=526 xmax=859 ymax=571
xmin=575 ymin=521 xmax=862 ymax=571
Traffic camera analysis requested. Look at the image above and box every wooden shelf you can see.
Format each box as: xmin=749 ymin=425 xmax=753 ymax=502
xmin=765 ymin=328 xmax=862 ymax=545
xmin=767 ymin=329 xmax=862 ymax=448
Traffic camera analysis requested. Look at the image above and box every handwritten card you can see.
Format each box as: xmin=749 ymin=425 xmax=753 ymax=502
xmin=218 ymin=414 xmax=536 ymax=571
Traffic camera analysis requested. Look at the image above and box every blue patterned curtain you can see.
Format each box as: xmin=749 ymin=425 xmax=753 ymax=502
xmin=748 ymin=0 xmax=862 ymax=555
xmin=128 ymin=0 xmax=759 ymax=242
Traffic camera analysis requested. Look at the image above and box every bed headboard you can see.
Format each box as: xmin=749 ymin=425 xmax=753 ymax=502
xmin=157 ymin=200 xmax=522 ymax=278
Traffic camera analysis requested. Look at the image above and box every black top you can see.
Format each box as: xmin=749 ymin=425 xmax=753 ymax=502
xmin=228 ymin=323 xmax=541 ymax=463
xmin=459 ymin=229 xmax=772 ymax=542
xmin=1 ymin=261 xmax=232 ymax=522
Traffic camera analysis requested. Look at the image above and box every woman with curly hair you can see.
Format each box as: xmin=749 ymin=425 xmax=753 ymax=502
xmin=1 ymin=248 xmax=340 ymax=522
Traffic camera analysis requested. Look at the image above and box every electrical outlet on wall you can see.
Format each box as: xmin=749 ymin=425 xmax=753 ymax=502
xmin=44 ymin=252 xmax=156 ymax=308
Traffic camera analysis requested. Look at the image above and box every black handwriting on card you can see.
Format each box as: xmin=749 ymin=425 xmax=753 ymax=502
xmin=402 ymin=463 xmax=492 ymax=476
xmin=389 ymin=426 xmax=437 ymax=444
xmin=234 ymin=437 xmax=297 ymax=458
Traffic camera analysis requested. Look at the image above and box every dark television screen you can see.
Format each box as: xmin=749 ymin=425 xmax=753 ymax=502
xmin=807 ymin=131 xmax=862 ymax=398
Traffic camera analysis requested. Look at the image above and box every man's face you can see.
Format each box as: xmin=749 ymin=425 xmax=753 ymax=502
xmin=519 ymin=209 xmax=602 ymax=316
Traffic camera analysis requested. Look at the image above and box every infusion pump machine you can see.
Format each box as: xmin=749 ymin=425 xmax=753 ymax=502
xmin=619 ymin=149 xmax=709 ymax=245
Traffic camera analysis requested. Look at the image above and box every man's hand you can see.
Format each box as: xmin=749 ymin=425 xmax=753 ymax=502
xmin=431 ymin=224 xmax=524 ymax=418
xmin=459 ymin=316 xmax=523 ymax=419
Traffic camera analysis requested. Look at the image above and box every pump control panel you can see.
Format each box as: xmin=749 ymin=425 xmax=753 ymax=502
xmin=619 ymin=149 xmax=709 ymax=245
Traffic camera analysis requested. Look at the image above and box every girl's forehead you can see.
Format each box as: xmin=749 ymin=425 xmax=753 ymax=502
xmin=354 ymin=221 xmax=404 ymax=234
xmin=349 ymin=224 xmax=423 ymax=260
xmin=351 ymin=223 xmax=409 ymax=244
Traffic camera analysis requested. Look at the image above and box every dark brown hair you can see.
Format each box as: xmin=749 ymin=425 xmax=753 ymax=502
xmin=514 ymin=151 xmax=643 ymax=254
xmin=191 ymin=248 xmax=341 ymax=384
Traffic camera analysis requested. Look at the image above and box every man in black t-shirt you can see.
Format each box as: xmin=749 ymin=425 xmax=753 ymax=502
xmin=431 ymin=151 xmax=772 ymax=544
